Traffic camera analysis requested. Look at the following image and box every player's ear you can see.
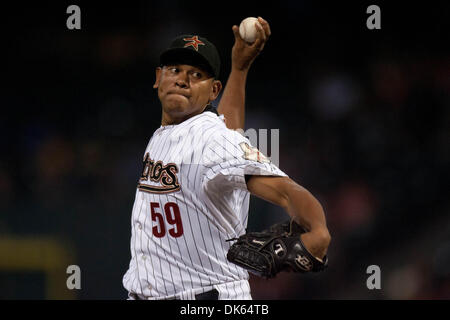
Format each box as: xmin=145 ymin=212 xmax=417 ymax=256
xmin=153 ymin=67 xmax=162 ymax=89
xmin=209 ymin=80 xmax=222 ymax=101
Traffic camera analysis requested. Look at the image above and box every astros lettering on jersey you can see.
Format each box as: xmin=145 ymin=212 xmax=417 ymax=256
xmin=123 ymin=107 xmax=287 ymax=300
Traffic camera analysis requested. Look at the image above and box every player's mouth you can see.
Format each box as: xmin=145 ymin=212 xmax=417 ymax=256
xmin=167 ymin=90 xmax=190 ymax=98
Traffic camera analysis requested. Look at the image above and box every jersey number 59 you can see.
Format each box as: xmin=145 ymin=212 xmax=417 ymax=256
xmin=150 ymin=202 xmax=184 ymax=238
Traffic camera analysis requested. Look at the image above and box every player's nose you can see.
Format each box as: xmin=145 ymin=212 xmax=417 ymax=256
xmin=175 ymin=79 xmax=188 ymax=89
xmin=175 ymin=71 xmax=189 ymax=88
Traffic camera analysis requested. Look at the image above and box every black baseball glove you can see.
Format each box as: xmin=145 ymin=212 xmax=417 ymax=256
xmin=226 ymin=219 xmax=328 ymax=278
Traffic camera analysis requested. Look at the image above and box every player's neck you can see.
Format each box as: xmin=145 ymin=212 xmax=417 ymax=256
xmin=161 ymin=106 xmax=211 ymax=126
xmin=161 ymin=113 xmax=193 ymax=126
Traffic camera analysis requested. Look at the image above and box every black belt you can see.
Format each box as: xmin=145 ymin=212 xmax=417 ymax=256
xmin=132 ymin=289 xmax=219 ymax=300
xmin=194 ymin=289 xmax=219 ymax=300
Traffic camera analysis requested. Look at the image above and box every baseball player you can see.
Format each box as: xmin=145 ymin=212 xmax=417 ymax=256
xmin=123 ymin=18 xmax=331 ymax=300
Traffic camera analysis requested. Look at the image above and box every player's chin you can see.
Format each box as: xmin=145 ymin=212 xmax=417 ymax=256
xmin=163 ymin=95 xmax=190 ymax=112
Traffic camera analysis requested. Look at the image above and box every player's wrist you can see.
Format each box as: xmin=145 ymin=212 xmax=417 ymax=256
xmin=300 ymin=228 xmax=331 ymax=260
xmin=230 ymin=64 xmax=251 ymax=74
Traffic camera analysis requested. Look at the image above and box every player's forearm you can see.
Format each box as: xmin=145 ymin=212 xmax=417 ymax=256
xmin=283 ymin=182 xmax=331 ymax=258
xmin=285 ymin=186 xmax=327 ymax=231
xmin=217 ymin=68 xmax=249 ymax=130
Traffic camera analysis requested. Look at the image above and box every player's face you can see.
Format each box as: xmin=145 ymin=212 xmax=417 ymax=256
xmin=154 ymin=64 xmax=222 ymax=125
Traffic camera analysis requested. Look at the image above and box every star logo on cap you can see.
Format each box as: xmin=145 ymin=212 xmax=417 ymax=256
xmin=182 ymin=36 xmax=205 ymax=51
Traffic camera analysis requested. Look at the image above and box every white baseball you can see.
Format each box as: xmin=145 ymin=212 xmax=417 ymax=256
xmin=239 ymin=17 xmax=262 ymax=44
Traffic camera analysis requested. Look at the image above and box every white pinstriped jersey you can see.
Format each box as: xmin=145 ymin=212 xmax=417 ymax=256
xmin=122 ymin=110 xmax=287 ymax=300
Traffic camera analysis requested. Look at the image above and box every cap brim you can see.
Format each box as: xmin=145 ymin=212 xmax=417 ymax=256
xmin=160 ymin=48 xmax=215 ymax=78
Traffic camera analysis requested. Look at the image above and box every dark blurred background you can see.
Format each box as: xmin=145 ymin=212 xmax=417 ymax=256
xmin=1 ymin=0 xmax=449 ymax=299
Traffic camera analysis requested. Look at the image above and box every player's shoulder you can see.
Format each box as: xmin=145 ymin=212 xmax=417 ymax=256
xmin=184 ymin=111 xmax=249 ymax=146
xmin=187 ymin=111 xmax=225 ymax=130
xmin=208 ymin=123 xmax=249 ymax=147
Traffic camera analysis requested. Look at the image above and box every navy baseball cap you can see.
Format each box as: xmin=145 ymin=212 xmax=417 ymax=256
xmin=159 ymin=35 xmax=221 ymax=79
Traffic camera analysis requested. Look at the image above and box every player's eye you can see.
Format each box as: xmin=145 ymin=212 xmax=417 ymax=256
xmin=191 ymin=71 xmax=202 ymax=79
xmin=168 ymin=67 xmax=179 ymax=73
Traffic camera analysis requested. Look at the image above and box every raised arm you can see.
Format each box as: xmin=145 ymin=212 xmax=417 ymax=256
xmin=246 ymin=175 xmax=331 ymax=260
xmin=217 ymin=17 xmax=271 ymax=130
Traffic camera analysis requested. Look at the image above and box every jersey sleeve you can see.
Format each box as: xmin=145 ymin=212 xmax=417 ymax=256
xmin=202 ymin=128 xmax=288 ymax=191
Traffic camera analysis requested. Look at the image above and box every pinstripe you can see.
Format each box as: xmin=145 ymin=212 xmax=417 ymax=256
xmin=140 ymin=194 xmax=152 ymax=293
xmin=157 ymin=135 xmax=186 ymax=293
xmin=204 ymin=173 xmax=247 ymax=182
xmin=180 ymin=125 xmax=210 ymax=286
xmin=143 ymin=135 xmax=162 ymax=296
xmin=154 ymin=242 xmax=169 ymax=294
xmin=189 ymin=157 xmax=220 ymax=285
xmin=182 ymin=116 xmax=225 ymax=285
xmin=205 ymin=220 xmax=226 ymax=278
xmin=223 ymin=284 xmax=228 ymax=299
xmin=168 ymin=191 xmax=196 ymax=287
xmin=167 ymin=191 xmax=195 ymax=289
xmin=146 ymin=233 xmax=157 ymax=295
xmin=144 ymin=126 xmax=172 ymax=295
xmin=148 ymin=194 xmax=161 ymax=295
xmin=165 ymin=193 xmax=187 ymax=291
xmin=238 ymin=278 xmax=246 ymax=298
xmin=246 ymin=280 xmax=251 ymax=297
xmin=126 ymin=190 xmax=139 ymax=292
xmin=179 ymin=165 xmax=208 ymax=286
xmin=135 ymin=196 xmax=146 ymax=294
xmin=154 ymin=129 xmax=176 ymax=294
xmin=230 ymin=281 xmax=238 ymax=298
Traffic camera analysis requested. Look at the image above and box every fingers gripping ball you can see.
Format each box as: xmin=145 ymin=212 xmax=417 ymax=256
xmin=226 ymin=220 xmax=328 ymax=278
xmin=239 ymin=17 xmax=262 ymax=44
